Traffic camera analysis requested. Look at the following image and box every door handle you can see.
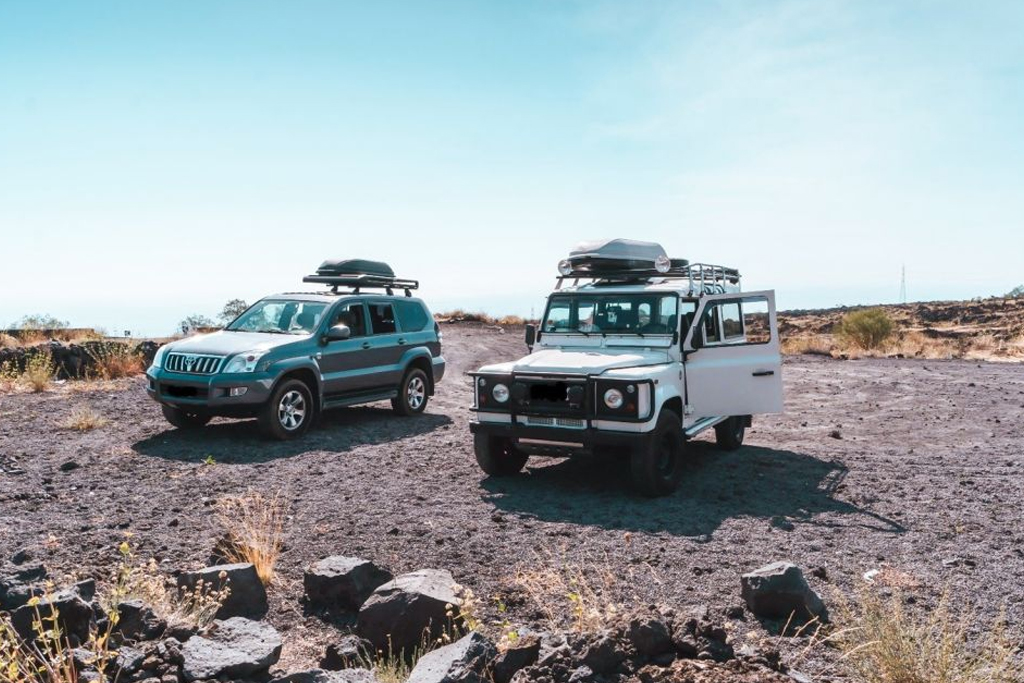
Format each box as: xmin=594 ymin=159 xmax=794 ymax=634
xmin=362 ymin=342 xmax=372 ymax=349
xmin=397 ymin=338 xmax=406 ymax=345
xmin=753 ymin=370 xmax=775 ymax=377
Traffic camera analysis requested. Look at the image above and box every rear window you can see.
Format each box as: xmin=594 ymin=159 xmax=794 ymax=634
xmin=395 ymin=300 xmax=430 ymax=332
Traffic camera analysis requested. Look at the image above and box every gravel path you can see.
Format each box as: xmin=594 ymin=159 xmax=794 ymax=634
xmin=1 ymin=323 xmax=1022 ymax=676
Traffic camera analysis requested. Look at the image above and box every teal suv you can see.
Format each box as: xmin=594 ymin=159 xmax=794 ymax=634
xmin=146 ymin=260 xmax=445 ymax=439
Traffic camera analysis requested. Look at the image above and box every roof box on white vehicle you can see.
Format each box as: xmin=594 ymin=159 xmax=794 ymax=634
xmin=559 ymin=239 xmax=688 ymax=276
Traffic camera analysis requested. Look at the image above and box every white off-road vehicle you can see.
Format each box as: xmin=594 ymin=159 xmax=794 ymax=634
xmin=469 ymin=239 xmax=784 ymax=496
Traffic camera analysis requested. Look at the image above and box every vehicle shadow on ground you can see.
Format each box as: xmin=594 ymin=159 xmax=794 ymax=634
xmin=481 ymin=443 xmax=905 ymax=538
xmin=131 ymin=406 xmax=452 ymax=463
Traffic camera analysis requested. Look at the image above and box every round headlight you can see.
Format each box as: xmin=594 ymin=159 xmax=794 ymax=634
xmin=603 ymin=388 xmax=624 ymax=409
xmin=558 ymin=259 xmax=573 ymax=276
xmin=492 ymin=383 xmax=510 ymax=403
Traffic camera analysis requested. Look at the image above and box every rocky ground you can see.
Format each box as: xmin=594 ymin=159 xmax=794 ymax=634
xmin=2 ymin=323 xmax=1023 ymax=681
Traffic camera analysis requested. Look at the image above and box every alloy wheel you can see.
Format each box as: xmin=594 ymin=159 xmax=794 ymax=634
xmin=407 ymin=376 xmax=426 ymax=410
xmin=278 ymin=390 xmax=307 ymax=430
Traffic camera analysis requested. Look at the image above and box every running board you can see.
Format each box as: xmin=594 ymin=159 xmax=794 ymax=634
xmin=323 ymin=389 xmax=398 ymax=409
xmin=685 ymin=416 xmax=727 ymax=439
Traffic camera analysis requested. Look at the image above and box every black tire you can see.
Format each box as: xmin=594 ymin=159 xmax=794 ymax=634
xmin=392 ymin=368 xmax=429 ymax=416
xmin=474 ymin=434 xmax=528 ymax=477
xmin=258 ymin=378 xmax=315 ymax=440
xmin=630 ymin=410 xmax=685 ymax=497
xmin=161 ymin=404 xmax=211 ymax=429
xmin=715 ymin=416 xmax=746 ymax=451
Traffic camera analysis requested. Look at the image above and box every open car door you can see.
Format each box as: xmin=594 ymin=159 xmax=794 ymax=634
xmin=681 ymin=290 xmax=784 ymax=420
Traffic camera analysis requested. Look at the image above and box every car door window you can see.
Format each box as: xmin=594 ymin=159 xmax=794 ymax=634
xmin=720 ymin=302 xmax=744 ymax=340
xmin=703 ymin=307 xmax=721 ymax=344
xmin=332 ymin=301 xmax=367 ymax=337
xmin=368 ymin=302 xmax=397 ymax=335
xmin=701 ymin=296 xmax=772 ymax=346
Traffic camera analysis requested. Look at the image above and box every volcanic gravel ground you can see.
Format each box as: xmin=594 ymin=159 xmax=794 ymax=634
xmin=1 ymin=323 xmax=1023 ymax=676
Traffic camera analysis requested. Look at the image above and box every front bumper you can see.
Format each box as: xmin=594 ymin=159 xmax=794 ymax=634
xmin=469 ymin=420 xmax=651 ymax=457
xmin=145 ymin=368 xmax=275 ymax=416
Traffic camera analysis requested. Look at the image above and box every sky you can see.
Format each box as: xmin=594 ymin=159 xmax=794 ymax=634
xmin=1 ymin=0 xmax=1022 ymax=336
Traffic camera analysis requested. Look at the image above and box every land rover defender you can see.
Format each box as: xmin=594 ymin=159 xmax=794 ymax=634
xmin=146 ymin=260 xmax=445 ymax=440
xmin=469 ymin=239 xmax=784 ymax=496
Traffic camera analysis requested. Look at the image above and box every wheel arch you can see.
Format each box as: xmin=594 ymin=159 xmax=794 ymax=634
xmin=400 ymin=349 xmax=435 ymax=394
xmin=272 ymin=364 xmax=322 ymax=414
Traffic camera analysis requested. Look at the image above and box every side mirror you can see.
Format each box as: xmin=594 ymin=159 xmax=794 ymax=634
xmin=325 ymin=324 xmax=351 ymax=342
xmin=690 ymin=332 xmax=704 ymax=351
xmin=524 ymin=324 xmax=537 ymax=351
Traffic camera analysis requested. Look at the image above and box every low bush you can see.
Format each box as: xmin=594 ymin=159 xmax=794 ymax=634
xmin=780 ymin=335 xmax=834 ymax=356
xmin=60 ymin=405 xmax=109 ymax=431
xmin=834 ymin=308 xmax=895 ymax=350
xmin=22 ymin=351 xmax=55 ymax=392
xmin=215 ymin=490 xmax=288 ymax=586
xmin=86 ymin=342 xmax=145 ymax=379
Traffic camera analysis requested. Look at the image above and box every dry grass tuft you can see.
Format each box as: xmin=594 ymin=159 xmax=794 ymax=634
xmin=834 ymin=587 xmax=1021 ymax=683
xmin=87 ymin=343 xmax=145 ymax=380
xmin=215 ymin=490 xmax=289 ymax=586
xmin=513 ymin=562 xmax=620 ymax=633
xmin=22 ymin=351 xmax=55 ymax=392
xmin=60 ymin=405 xmax=109 ymax=431
xmin=781 ymin=334 xmax=834 ymax=356
xmin=0 ymin=332 xmax=18 ymax=349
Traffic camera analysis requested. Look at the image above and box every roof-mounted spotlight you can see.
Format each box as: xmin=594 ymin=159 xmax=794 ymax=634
xmin=654 ymin=254 xmax=671 ymax=273
xmin=558 ymin=259 xmax=574 ymax=276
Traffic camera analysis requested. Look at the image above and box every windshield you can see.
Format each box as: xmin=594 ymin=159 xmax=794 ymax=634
xmin=542 ymin=294 xmax=680 ymax=335
xmin=226 ymin=300 xmax=328 ymax=335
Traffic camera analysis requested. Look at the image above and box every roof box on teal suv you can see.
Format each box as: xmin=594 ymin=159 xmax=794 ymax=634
xmin=146 ymin=260 xmax=444 ymax=440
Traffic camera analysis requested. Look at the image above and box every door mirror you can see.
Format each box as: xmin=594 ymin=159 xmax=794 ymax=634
xmin=690 ymin=330 xmax=704 ymax=350
xmin=524 ymin=323 xmax=537 ymax=350
xmin=325 ymin=324 xmax=351 ymax=342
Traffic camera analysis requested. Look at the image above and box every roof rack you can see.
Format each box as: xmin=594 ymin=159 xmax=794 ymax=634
xmin=556 ymin=261 xmax=740 ymax=296
xmin=302 ymin=259 xmax=419 ymax=296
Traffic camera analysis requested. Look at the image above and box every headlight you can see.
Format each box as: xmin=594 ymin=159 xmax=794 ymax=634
xmin=150 ymin=345 xmax=169 ymax=369
xmin=603 ymin=388 xmax=624 ymax=409
xmin=223 ymin=351 xmax=268 ymax=373
xmin=492 ymin=383 xmax=510 ymax=403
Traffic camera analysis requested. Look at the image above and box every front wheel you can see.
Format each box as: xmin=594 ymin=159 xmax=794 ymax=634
xmin=161 ymin=405 xmax=211 ymax=429
xmin=715 ymin=416 xmax=746 ymax=451
xmin=474 ymin=435 xmax=528 ymax=476
xmin=630 ymin=410 xmax=685 ymax=497
xmin=392 ymin=368 xmax=430 ymax=416
xmin=259 ymin=379 xmax=315 ymax=440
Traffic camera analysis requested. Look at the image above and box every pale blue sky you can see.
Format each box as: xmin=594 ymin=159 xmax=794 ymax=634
xmin=1 ymin=1 xmax=1022 ymax=335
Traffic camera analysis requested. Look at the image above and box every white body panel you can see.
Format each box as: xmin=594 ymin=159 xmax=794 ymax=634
xmin=681 ymin=290 xmax=784 ymax=419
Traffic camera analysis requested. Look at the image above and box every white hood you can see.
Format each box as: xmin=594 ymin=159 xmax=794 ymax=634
xmin=479 ymin=347 xmax=671 ymax=376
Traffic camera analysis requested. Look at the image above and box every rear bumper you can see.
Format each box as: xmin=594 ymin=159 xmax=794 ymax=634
xmin=431 ymin=356 xmax=446 ymax=388
xmin=469 ymin=420 xmax=650 ymax=457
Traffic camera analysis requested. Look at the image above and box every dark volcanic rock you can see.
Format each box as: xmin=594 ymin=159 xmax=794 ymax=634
xmin=321 ymin=634 xmax=373 ymax=670
xmin=492 ymin=634 xmax=540 ymax=683
xmin=0 ymin=564 xmax=47 ymax=610
xmin=271 ymin=669 xmax=378 ymax=683
xmin=357 ymin=569 xmax=461 ymax=655
xmin=305 ymin=556 xmax=393 ymax=611
xmin=740 ymin=562 xmax=827 ymax=621
xmin=406 ymin=631 xmax=496 ymax=683
xmin=116 ymin=599 xmax=167 ymax=641
xmin=625 ymin=612 xmax=673 ymax=657
xmin=181 ymin=617 xmax=282 ymax=682
xmin=12 ymin=589 xmax=94 ymax=646
xmin=177 ymin=562 xmax=267 ymax=620
xmin=579 ymin=633 xmax=623 ymax=674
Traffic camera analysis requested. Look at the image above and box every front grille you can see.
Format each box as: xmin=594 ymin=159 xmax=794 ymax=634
xmin=526 ymin=416 xmax=587 ymax=429
xmin=165 ymin=353 xmax=223 ymax=375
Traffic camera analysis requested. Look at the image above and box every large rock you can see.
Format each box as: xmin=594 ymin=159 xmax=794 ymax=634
xmin=181 ymin=617 xmax=282 ymax=681
xmin=406 ymin=631 xmax=496 ymax=683
xmin=356 ymin=569 xmax=462 ymax=656
xmin=177 ymin=562 xmax=267 ymax=620
xmin=625 ymin=612 xmax=673 ymax=657
xmin=115 ymin=600 xmax=167 ymax=641
xmin=0 ymin=564 xmax=47 ymax=610
xmin=12 ymin=589 xmax=94 ymax=646
xmin=305 ymin=556 xmax=393 ymax=611
xmin=740 ymin=562 xmax=827 ymax=621
xmin=492 ymin=634 xmax=540 ymax=683
xmin=271 ymin=669 xmax=378 ymax=683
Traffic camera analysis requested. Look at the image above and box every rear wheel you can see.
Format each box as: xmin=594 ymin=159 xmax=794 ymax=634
xmin=392 ymin=368 xmax=430 ymax=416
xmin=630 ymin=410 xmax=685 ymax=497
xmin=715 ymin=416 xmax=746 ymax=451
xmin=474 ymin=435 xmax=528 ymax=476
xmin=259 ymin=379 xmax=314 ymax=440
xmin=161 ymin=405 xmax=211 ymax=429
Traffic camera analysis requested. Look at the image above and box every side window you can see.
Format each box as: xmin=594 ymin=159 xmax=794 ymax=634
xmin=333 ymin=301 xmax=366 ymax=337
xmin=703 ymin=307 xmax=721 ymax=344
xmin=720 ymin=302 xmax=744 ymax=340
xmin=368 ymin=302 xmax=397 ymax=335
xmin=395 ymin=300 xmax=429 ymax=332
xmin=741 ymin=298 xmax=771 ymax=344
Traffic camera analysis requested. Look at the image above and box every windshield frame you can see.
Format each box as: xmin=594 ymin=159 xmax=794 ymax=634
xmin=225 ymin=298 xmax=330 ymax=336
xmin=540 ymin=292 xmax=682 ymax=337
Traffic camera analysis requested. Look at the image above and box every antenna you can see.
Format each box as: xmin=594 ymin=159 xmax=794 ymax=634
xmin=899 ymin=264 xmax=907 ymax=304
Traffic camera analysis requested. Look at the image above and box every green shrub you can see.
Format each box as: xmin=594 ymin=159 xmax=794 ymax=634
xmin=835 ymin=308 xmax=895 ymax=350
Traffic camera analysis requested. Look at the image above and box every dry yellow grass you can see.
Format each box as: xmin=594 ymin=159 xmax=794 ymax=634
xmin=87 ymin=343 xmax=145 ymax=380
xmin=513 ymin=562 xmax=620 ymax=633
xmin=215 ymin=490 xmax=289 ymax=586
xmin=60 ymin=405 xmax=109 ymax=431
xmin=22 ymin=352 xmax=55 ymax=392
xmin=834 ymin=587 xmax=1021 ymax=683
xmin=781 ymin=334 xmax=834 ymax=355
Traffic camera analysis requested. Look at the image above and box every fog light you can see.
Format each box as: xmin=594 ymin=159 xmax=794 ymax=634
xmin=229 ymin=387 xmax=248 ymax=397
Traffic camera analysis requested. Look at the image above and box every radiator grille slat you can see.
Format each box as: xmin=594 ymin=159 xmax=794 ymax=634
xmin=166 ymin=353 xmax=223 ymax=375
